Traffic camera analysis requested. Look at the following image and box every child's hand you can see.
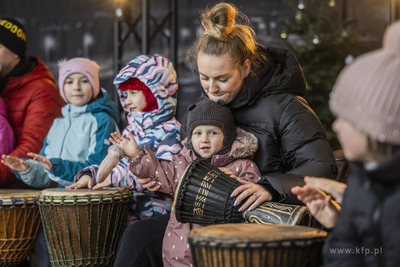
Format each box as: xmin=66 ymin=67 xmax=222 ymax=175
xmin=67 ymin=175 xmax=94 ymax=189
xmin=219 ymin=167 xmax=236 ymax=179
xmin=93 ymin=174 xmax=111 ymax=190
xmin=109 ymin=131 xmax=139 ymax=159
xmin=137 ymin=177 xmax=161 ymax=192
xmin=1 ymin=155 xmax=30 ymax=172
xmin=27 ymin=152 xmax=52 ymax=170
xmin=291 ymin=185 xmax=341 ymax=228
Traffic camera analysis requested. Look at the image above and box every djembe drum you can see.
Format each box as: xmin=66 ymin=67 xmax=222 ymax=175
xmin=188 ymin=223 xmax=327 ymax=267
xmin=0 ymin=189 xmax=41 ymax=267
xmin=174 ymin=158 xmax=310 ymax=226
xmin=37 ymin=188 xmax=132 ymax=267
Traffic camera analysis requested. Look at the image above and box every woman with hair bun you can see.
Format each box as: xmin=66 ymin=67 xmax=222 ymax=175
xmin=179 ymin=2 xmax=337 ymax=208
xmin=114 ymin=3 xmax=337 ymax=267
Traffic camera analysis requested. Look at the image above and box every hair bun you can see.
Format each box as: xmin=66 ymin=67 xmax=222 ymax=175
xmin=201 ymin=3 xmax=236 ymax=39
xmin=383 ymin=21 xmax=400 ymax=53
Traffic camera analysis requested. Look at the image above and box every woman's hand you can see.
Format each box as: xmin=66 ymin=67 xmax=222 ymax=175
xmin=291 ymin=185 xmax=341 ymax=228
xmin=67 ymin=175 xmax=94 ymax=189
xmin=231 ymin=180 xmax=272 ymax=212
xmin=1 ymin=155 xmax=30 ymax=172
xmin=137 ymin=177 xmax=161 ymax=192
xmin=28 ymin=152 xmax=52 ymax=170
xmin=109 ymin=131 xmax=139 ymax=159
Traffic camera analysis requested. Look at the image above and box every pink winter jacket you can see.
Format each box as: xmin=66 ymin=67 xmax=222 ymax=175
xmin=0 ymin=97 xmax=15 ymax=156
xmin=129 ymin=128 xmax=261 ymax=267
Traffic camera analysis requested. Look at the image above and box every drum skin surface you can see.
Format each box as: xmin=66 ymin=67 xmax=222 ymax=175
xmin=188 ymin=224 xmax=327 ymax=267
xmin=38 ymin=188 xmax=132 ymax=267
xmin=0 ymin=189 xmax=42 ymax=267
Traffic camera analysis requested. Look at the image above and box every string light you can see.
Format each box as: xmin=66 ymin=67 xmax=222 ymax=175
xmin=298 ymin=0 xmax=305 ymax=10
xmin=280 ymin=31 xmax=287 ymax=39
xmin=295 ymin=10 xmax=302 ymax=21
xmin=312 ymin=35 xmax=320 ymax=44
xmin=329 ymin=0 xmax=336 ymax=7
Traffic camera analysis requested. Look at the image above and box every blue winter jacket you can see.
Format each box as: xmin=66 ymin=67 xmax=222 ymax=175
xmin=14 ymin=89 xmax=119 ymax=188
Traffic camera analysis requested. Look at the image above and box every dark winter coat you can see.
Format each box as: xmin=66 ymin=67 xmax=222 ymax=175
xmin=323 ymin=150 xmax=400 ymax=267
xmin=129 ymin=128 xmax=261 ymax=267
xmin=182 ymin=46 xmax=337 ymax=204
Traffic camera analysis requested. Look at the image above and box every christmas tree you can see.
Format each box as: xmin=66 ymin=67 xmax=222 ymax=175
xmin=280 ymin=0 xmax=374 ymax=149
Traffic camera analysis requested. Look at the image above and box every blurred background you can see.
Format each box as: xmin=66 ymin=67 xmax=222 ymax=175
xmin=0 ymin=0 xmax=395 ymax=149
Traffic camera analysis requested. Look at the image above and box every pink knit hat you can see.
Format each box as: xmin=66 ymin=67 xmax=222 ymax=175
xmin=58 ymin=58 xmax=100 ymax=103
xmin=330 ymin=21 xmax=400 ymax=145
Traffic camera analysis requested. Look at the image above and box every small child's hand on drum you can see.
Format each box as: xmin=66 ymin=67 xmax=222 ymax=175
xmin=93 ymin=175 xmax=112 ymax=190
xmin=219 ymin=167 xmax=236 ymax=179
xmin=67 ymin=175 xmax=94 ymax=189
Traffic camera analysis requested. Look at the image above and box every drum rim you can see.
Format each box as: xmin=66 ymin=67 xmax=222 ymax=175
xmin=37 ymin=188 xmax=132 ymax=203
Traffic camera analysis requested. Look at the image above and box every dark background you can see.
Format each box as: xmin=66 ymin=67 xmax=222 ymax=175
xmin=0 ymin=0 xmax=392 ymax=126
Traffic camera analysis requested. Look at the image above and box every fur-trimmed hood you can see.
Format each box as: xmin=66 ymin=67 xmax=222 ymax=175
xmin=182 ymin=127 xmax=258 ymax=161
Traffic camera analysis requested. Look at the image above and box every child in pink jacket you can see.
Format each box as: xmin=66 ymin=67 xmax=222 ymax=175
xmin=108 ymin=99 xmax=262 ymax=267
xmin=0 ymin=96 xmax=15 ymax=156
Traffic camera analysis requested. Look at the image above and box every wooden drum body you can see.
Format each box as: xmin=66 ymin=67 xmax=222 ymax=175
xmin=37 ymin=188 xmax=132 ymax=267
xmin=174 ymin=159 xmax=310 ymax=226
xmin=0 ymin=189 xmax=41 ymax=267
xmin=188 ymin=224 xmax=327 ymax=267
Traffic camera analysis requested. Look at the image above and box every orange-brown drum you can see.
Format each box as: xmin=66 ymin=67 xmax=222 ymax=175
xmin=0 ymin=189 xmax=42 ymax=266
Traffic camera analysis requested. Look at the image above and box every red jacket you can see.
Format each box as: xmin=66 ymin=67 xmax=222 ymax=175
xmin=0 ymin=56 xmax=64 ymax=187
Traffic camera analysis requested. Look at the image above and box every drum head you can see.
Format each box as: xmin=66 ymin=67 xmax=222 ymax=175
xmin=189 ymin=223 xmax=327 ymax=245
xmin=39 ymin=188 xmax=122 ymax=197
xmin=0 ymin=189 xmax=41 ymax=199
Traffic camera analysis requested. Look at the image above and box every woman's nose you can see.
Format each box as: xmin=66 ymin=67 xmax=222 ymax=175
xmin=208 ymin=80 xmax=218 ymax=94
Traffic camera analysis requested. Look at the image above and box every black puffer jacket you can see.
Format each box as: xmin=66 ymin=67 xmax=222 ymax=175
xmin=323 ymin=150 xmax=400 ymax=267
xmin=182 ymin=46 xmax=337 ymax=204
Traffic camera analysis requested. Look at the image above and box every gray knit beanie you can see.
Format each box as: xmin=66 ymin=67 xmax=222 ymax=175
xmin=329 ymin=21 xmax=400 ymax=145
xmin=186 ymin=99 xmax=237 ymax=150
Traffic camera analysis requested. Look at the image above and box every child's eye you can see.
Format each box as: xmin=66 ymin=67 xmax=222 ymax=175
xmin=81 ymin=79 xmax=89 ymax=83
xmin=192 ymin=132 xmax=201 ymax=136
xmin=210 ymin=131 xmax=218 ymax=136
xmin=65 ymin=80 xmax=73 ymax=84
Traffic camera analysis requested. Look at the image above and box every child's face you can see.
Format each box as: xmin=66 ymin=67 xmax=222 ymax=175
xmin=333 ymin=118 xmax=373 ymax=163
xmin=64 ymin=73 xmax=93 ymax=106
xmin=123 ymin=90 xmax=146 ymax=112
xmin=191 ymin=125 xmax=224 ymax=159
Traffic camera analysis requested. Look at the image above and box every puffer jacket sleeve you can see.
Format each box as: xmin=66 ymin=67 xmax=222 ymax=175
xmin=48 ymin=114 xmax=117 ymax=186
xmin=258 ymin=97 xmax=337 ymax=205
xmin=230 ymin=159 xmax=262 ymax=183
xmin=129 ymin=146 xmax=190 ymax=196
xmin=13 ymin=159 xmax=54 ymax=188
xmin=0 ymin=83 xmax=63 ymax=187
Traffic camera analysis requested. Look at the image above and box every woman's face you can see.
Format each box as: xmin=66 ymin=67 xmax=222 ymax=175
xmin=197 ymin=52 xmax=250 ymax=104
xmin=332 ymin=118 xmax=372 ymax=163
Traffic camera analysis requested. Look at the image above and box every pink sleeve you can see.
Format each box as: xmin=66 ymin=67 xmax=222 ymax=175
xmin=129 ymin=146 xmax=190 ymax=195
xmin=231 ymin=159 xmax=262 ymax=183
